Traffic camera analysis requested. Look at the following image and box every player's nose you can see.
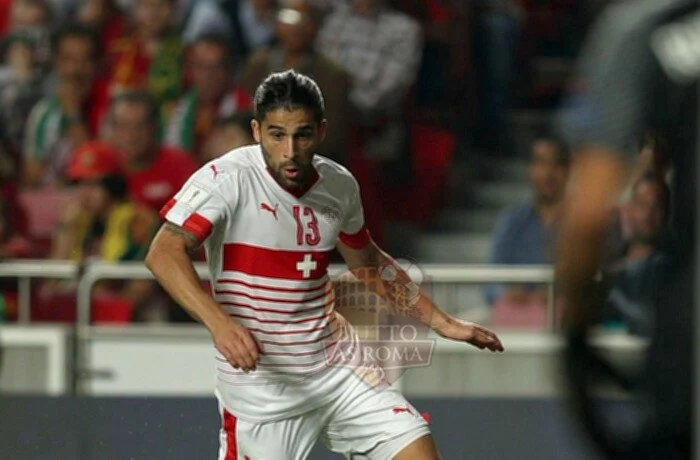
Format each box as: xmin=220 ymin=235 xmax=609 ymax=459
xmin=282 ymin=137 xmax=297 ymax=159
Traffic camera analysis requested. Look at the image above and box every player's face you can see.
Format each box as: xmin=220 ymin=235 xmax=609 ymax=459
xmin=529 ymin=141 xmax=568 ymax=204
xmin=628 ymin=181 xmax=665 ymax=244
xmin=252 ymin=108 xmax=326 ymax=189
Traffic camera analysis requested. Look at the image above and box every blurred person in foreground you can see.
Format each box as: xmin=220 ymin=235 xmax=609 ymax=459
xmin=316 ymin=0 xmax=422 ymax=181
xmin=485 ymin=134 xmax=569 ymax=325
xmin=556 ymin=0 xmax=699 ymax=457
xmin=104 ymin=90 xmax=197 ymax=212
xmin=165 ymin=34 xmax=252 ymax=163
xmin=147 ymin=70 xmax=503 ymax=458
xmin=23 ymin=23 xmax=100 ymax=188
xmin=238 ymin=0 xmax=351 ymax=165
xmin=602 ymin=174 xmax=671 ymax=337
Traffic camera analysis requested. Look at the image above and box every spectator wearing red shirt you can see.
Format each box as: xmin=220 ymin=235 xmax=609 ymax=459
xmin=165 ymin=33 xmax=252 ymax=163
xmin=104 ymin=90 xmax=196 ymax=211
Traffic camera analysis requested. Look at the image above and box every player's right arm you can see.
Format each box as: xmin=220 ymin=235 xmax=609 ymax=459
xmin=145 ymin=169 xmax=260 ymax=372
xmin=146 ymin=223 xmax=260 ymax=371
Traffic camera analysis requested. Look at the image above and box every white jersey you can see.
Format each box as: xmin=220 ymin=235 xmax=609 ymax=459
xmin=160 ymin=144 xmax=373 ymax=421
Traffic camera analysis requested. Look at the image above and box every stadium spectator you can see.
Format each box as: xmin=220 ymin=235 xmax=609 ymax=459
xmin=165 ymin=34 xmax=252 ymax=162
xmin=316 ymin=0 xmax=422 ymax=182
xmin=5 ymin=0 xmax=53 ymax=73
xmin=182 ymin=0 xmax=277 ymax=64
xmin=98 ymin=0 xmax=183 ymax=117
xmin=44 ymin=140 xmax=163 ymax=322
xmin=602 ymin=174 xmax=671 ymax=336
xmin=104 ymin=90 xmax=197 ymax=212
xmin=238 ymin=0 xmax=351 ymax=164
xmin=485 ymin=135 xmax=569 ymax=312
xmin=51 ymin=141 xmax=158 ymax=262
xmin=23 ymin=24 xmax=100 ymax=188
xmin=76 ymin=0 xmax=128 ymax=53
xmin=472 ymin=0 xmax=522 ymax=156
xmin=0 ymin=33 xmax=45 ymax=154
xmin=200 ymin=111 xmax=254 ymax=162
xmin=603 ymin=131 xmax=673 ymax=265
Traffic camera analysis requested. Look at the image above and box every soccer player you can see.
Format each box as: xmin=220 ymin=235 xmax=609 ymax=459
xmin=146 ymin=70 xmax=504 ymax=460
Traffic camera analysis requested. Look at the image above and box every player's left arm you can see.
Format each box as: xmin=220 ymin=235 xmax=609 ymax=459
xmin=336 ymin=238 xmax=504 ymax=352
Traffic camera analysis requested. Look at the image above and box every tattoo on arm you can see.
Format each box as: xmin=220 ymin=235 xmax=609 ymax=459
xmin=163 ymin=222 xmax=199 ymax=252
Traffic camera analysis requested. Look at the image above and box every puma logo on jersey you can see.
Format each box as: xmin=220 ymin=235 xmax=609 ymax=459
xmin=260 ymin=202 xmax=279 ymax=220
xmin=392 ymin=406 xmax=414 ymax=416
xmin=210 ymin=164 xmax=220 ymax=179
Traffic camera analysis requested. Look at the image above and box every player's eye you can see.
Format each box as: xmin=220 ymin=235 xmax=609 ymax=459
xmin=271 ymin=132 xmax=285 ymax=141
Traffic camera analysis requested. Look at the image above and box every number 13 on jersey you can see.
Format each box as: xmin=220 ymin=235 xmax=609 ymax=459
xmin=293 ymin=205 xmax=321 ymax=246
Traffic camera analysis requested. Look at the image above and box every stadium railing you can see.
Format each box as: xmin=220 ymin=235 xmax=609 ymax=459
xmin=0 ymin=260 xmax=558 ymax=395
xmin=0 ymin=260 xmax=79 ymax=323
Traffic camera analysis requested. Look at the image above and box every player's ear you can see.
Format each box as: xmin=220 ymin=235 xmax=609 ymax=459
xmin=251 ymin=119 xmax=262 ymax=143
xmin=318 ymin=119 xmax=327 ymax=143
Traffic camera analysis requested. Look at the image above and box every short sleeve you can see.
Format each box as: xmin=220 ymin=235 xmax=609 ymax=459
xmin=338 ymin=176 xmax=371 ymax=249
xmin=555 ymin=4 xmax=662 ymax=157
xmin=159 ymin=165 xmax=234 ymax=243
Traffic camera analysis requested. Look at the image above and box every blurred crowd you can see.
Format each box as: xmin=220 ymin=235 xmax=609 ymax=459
xmin=0 ymin=0 xmax=585 ymax=323
xmin=485 ymin=131 xmax=673 ymax=335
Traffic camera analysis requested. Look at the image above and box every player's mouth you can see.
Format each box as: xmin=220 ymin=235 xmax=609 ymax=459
xmin=283 ymin=166 xmax=300 ymax=180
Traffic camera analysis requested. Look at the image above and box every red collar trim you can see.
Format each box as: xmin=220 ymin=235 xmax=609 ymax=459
xmin=265 ymin=166 xmax=320 ymax=198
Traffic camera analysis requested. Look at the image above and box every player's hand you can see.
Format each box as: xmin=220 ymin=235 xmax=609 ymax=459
xmin=211 ymin=318 xmax=261 ymax=372
xmin=433 ymin=315 xmax=504 ymax=352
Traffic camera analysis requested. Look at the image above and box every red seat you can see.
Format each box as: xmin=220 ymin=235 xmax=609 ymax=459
xmin=18 ymin=188 xmax=77 ymax=239
xmin=379 ymin=123 xmax=456 ymax=225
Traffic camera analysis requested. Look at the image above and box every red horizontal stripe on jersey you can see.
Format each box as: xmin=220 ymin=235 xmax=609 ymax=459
xmin=339 ymin=226 xmax=371 ymax=249
xmin=257 ymin=341 xmax=338 ymax=357
xmin=217 ymin=278 xmax=328 ymax=293
xmin=220 ymin=297 xmax=333 ymax=315
xmin=258 ymin=356 xmax=330 ymax=368
xmin=229 ymin=311 xmax=331 ymax=324
xmin=183 ymin=213 xmax=213 ymax=241
xmin=222 ymin=243 xmax=330 ymax=280
xmin=258 ymin=327 xmax=339 ymax=346
xmin=247 ymin=318 xmax=334 ymax=336
xmin=159 ymin=198 xmax=176 ymax=221
xmin=214 ymin=288 xmax=329 ymax=304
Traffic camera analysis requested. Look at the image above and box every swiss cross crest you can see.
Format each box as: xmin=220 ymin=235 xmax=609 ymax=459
xmin=296 ymin=254 xmax=317 ymax=278
xmin=322 ymin=205 xmax=341 ymax=223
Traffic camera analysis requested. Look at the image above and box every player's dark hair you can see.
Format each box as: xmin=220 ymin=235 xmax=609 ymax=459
xmin=51 ymin=22 xmax=99 ymax=59
xmin=254 ymin=70 xmax=325 ymax=124
xmin=108 ymin=90 xmax=160 ymax=126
